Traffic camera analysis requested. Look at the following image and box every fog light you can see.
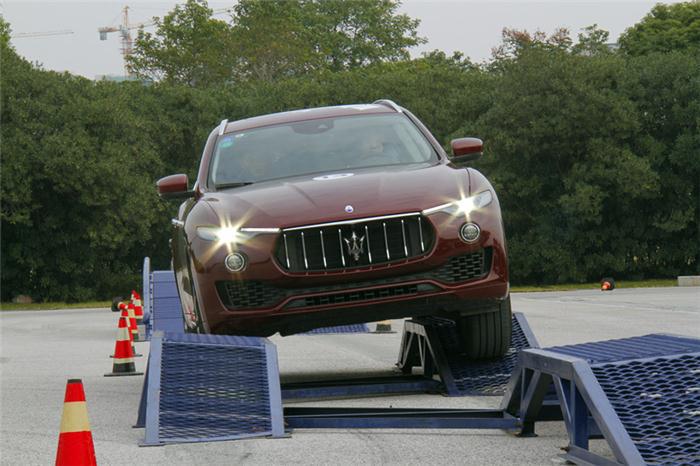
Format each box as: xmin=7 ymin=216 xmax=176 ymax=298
xmin=225 ymin=252 xmax=247 ymax=272
xmin=459 ymin=223 xmax=480 ymax=243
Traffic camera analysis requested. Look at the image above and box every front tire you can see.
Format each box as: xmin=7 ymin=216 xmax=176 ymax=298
xmin=456 ymin=296 xmax=512 ymax=360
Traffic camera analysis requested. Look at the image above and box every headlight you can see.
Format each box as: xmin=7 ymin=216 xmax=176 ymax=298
xmin=422 ymin=190 xmax=493 ymax=216
xmin=195 ymin=225 xmax=280 ymax=243
xmin=196 ymin=226 xmax=242 ymax=243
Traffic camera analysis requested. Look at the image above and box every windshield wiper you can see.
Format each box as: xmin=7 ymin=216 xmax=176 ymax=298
xmin=215 ymin=181 xmax=255 ymax=190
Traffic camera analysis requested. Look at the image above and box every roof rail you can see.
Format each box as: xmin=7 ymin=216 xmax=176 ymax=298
xmin=373 ymin=99 xmax=403 ymax=113
xmin=218 ymin=119 xmax=228 ymax=136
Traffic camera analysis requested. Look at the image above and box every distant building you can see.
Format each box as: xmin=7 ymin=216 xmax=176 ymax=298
xmin=94 ymin=74 xmax=140 ymax=82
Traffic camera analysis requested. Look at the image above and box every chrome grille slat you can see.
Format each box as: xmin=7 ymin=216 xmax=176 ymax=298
xmin=365 ymin=225 xmax=372 ymax=263
xmin=418 ymin=217 xmax=425 ymax=252
xmin=283 ymin=233 xmax=291 ymax=268
xmin=300 ymin=231 xmax=308 ymax=270
xmin=338 ymin=229 xmax=345 ymax=267
xmin=400 ymin=219 xmax=408 ymax=257
xmin=319 ymin=230 xmax=327 ymax=268
xmin=276 ymin=214 xmax=435 ymax=272
xmin=382 ymin=222 xmax=390 ymax=260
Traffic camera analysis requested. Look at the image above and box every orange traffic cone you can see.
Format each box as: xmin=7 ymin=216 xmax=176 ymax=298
xmin=105 ymin=316 xmax=143 ymax=377
xmin=112 ymin=308 xmax=141 ymax=358
xmin=55 ymin=379 xmax=96 ymax=466
xmin=126 ymin=303 xmax=141 ymax=342
xmin=132 ymin=292 xmax=144 ymax=322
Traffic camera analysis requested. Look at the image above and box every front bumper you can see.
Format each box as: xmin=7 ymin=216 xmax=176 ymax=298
xmin=189 ymin=210 xmax=508 ymax=335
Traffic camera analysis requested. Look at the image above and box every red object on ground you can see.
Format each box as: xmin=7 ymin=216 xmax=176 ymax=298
xmin=55 ymin=379 xmax=96 ymax=466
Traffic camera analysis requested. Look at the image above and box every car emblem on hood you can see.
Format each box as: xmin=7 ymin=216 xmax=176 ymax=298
xmin=345 ymin=205 xmax=354 ymax=213
xmin=343 ymin=231 xmax=365 ymax=262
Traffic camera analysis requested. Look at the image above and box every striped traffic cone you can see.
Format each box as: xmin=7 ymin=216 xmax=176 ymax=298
xmin=105 ymin=316 xmax=143 ymax=377
xmin=117 ymin=304 xmax=139 ymax=354
xmin=132 ymin=293 xmax=144 ymax=322
xmin=55 ymin=379 xmax=96 ymax=466
xmin=111 ymin=308 xmax=141 ymax=358
xmin=126 ymin=303 xmax=141 ymax=342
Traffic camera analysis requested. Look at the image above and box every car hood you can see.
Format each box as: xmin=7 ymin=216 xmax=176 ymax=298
xmin=201 ymin=164 xmax=470 ymax=228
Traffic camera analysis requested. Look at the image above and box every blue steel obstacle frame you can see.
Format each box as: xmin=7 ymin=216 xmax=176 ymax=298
xmin=138 ymin=259 xmax=700 ymax=464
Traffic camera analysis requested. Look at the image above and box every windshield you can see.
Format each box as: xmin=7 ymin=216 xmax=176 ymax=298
xmin=209 ymin=113 xmax=438 ymax=187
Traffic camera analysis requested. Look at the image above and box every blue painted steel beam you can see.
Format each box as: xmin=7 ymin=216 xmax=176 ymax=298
xmin=282 ymin=376 xmax=441 ymax=400
xmin=284 ymin=407 xmax=519 ymax=430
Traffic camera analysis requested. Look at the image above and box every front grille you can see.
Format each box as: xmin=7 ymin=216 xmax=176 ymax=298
xmin=275 ymin=213 xmax=435 ymax=272
xmin=217 ymin=249 xmax=490 ymax=310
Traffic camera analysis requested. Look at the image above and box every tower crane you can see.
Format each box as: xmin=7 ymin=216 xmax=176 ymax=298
xmin=98 ymin=5 xmax=233 ymax=77
xmin=98 ymin=6 xmax=155 ymax=76
xmin=11 ymin=30 xmax=74 ymax=39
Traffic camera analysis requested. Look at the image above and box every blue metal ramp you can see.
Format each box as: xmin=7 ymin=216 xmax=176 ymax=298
xmin=136 ymin=331 xmax=285 ymax=446
xmin=141 ymin=259 xmax=184 ymax=340
xmin=504 ymin=334 xmax=700 ymax=465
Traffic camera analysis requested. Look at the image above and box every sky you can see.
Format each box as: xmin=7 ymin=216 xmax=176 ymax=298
xmin=1 ymin=1 xmax=683 ymax=79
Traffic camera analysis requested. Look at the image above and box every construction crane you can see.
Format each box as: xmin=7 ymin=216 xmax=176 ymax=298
xmin=98 ymin=5 xmax=233 ymax=77
xmin=98 ymin=6 xmax=155 ymax=76
xmin=11 ymin=30 xmax=74 ymax=39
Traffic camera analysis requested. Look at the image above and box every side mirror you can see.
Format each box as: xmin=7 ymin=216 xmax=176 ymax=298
xmin=450 ymin=137 xmax=483 ymax=163
xmin=157 ymin=174 xmax=193 ymax=199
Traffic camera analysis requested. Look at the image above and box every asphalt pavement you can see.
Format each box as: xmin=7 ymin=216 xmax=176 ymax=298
xmin=1 ymin=286 xmax=698 ymax=465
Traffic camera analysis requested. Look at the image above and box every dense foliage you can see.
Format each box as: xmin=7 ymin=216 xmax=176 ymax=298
xmin=1 ymin=2 xmax=699 ymax=301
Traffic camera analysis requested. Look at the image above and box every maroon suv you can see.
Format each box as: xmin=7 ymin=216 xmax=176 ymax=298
xmin=158 ymin=100 xmax=510 ymax=359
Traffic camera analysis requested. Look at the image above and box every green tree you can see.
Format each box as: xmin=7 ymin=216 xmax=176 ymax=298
xmin=1 ymin=42 xmax=167 ymax=301
xmin=619 ymin=1 xmax=700 ymax=55
xmin=127 ymin=0 xmax=238 ymax=85
xmin=230 ymin=0 xmax=320 ymax=81
xmin=129 ymin=0 xmax=425 ymax=84
xmin=473 ymin=47 xmax=658 ymax=283
xmin=618 ymin=51 xmax=700 ymax=276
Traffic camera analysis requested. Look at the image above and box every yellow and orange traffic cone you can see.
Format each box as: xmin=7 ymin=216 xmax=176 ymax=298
xmin=105 ymin=316 xmax=143 ymax=377
xmin=55 ymin=379 xmax=97 ymax=466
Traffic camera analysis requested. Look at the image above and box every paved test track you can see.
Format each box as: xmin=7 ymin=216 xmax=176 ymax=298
xmin=1 ymin=286 xmax=698 ymax=465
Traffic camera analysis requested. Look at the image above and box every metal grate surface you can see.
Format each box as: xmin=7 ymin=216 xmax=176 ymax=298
xmin=152 ymin=271 xmax=184 ymax=334
xmin=154 ymin=332 xmax=280 ymax=443
xmin=416 ymin=315 xmax=533 ymax=396
xmin=303 ymin=323 xmax=370 ymax=334
xmin=548 ymin=334 xmax=700 ymax=364
xmin=592 ymin=353 xmax=700 ymax=465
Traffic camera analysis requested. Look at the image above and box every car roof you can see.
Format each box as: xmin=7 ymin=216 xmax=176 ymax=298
xmin=221 ymin=103 xmax=398 ymax=134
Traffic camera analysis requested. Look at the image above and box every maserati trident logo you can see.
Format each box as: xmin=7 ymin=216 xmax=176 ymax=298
xmin=343 ymin=231 xmax=365 ymax=262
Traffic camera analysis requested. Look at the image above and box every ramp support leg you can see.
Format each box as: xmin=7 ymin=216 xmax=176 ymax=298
xmin=517 ymin=369 xmax=552 ymax=437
